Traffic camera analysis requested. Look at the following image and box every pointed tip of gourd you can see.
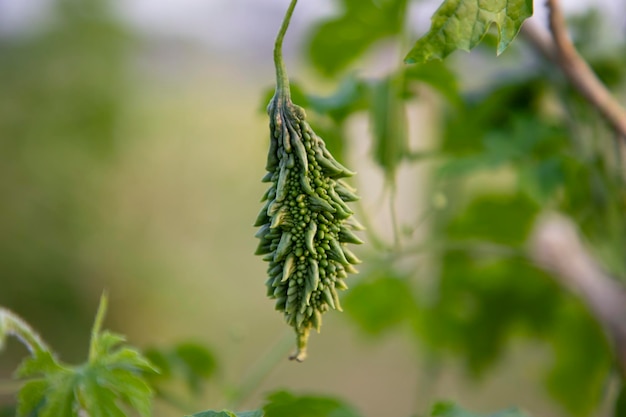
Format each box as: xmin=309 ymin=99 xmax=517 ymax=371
xmin=289 ymin=350 xmax=307 ymax=362
xmin=289 ymin=328 xmax=310 ymax=362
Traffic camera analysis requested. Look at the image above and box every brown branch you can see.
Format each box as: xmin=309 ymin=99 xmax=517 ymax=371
xmin=521 ymin=0 xmax=626 ymax=141
xmin=529 ymin=214 xmax=626 ymax=378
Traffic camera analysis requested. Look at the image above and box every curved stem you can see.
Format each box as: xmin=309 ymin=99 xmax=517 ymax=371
xmin=274 ymin=0 xmax=298 ymax=98
xmin=0 ymin=307 xmax=50 ymax=356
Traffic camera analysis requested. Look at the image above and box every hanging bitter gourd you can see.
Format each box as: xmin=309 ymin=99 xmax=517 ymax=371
xmin=254 ymin=0 xmax=363 ymax=362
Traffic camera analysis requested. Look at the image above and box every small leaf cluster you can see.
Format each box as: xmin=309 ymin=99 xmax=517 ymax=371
xmin=1 ymin=295 xmax=157 ymax=417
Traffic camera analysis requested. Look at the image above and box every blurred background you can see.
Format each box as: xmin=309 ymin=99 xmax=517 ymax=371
xmin=0 ymin=0 xmax=625 ymax=417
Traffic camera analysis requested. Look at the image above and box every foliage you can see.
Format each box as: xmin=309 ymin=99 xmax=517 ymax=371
xmin=292 ymin=0 xmax=624 ymax=415
xmin=405 ymin=0 xmax=533 ymax=63
xmin=144 ymin=342 xmax=217 ymax=396
xmin=1 ymin=0 xmax=625 ymax=416
xmin=308 ymin=0 xmax=409 ymax=76
xmin=0 ymin=295 xmax=157 ymax=417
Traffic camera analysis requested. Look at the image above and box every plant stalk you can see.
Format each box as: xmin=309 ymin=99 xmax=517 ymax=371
xmin=274 ymin=0 xmax=298 ymax=98
xmin=89 ymin=292 xmax=108 ymax=363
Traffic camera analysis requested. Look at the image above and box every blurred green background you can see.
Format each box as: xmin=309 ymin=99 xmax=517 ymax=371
xmin=1 ymin=1 xmax=625 ymax=417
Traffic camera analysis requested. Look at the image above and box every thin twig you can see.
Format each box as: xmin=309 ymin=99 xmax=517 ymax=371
xmin=522 ymin=0 xmax=626 ymax=140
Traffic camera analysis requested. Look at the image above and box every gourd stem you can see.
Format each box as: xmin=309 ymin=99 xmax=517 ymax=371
xmin=274 ymin=0 xmax=298 ymax=98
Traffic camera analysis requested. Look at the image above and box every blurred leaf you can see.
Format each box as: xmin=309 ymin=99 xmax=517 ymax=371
xmin=175 ymin=342 xmax=218 ymax=393
xmin=404 ymin=60 xmax=462 ymax=107
xmin=263 ymin=391 xmax=362 ymax=417
xmin=431 ymin=401 xmax=532 ymax=417
xmin=616 ymin=384 xmax=626 ymax=417
xmin=445 ymin=193 xmax=538 ymax=246
xmin=405 ymin=0 xmax=533 ymax=64
xmin=308 ymin=0 xmax=408 ymax=76
xmin=144 ymin=341 xmax=217 ymax=396
xmin=370 ymin=75 xmax=408 ymax=181
xmin=174 ymin=342 xmax=217 ymax=379
xmin=519 ymin=158 xmax=565 ymax=204
xmin=440 ymin=78 xmax=546 ymax=156
xmin=438 ymin=117 xmax=567 ymax=181
xmin=417 ymin=250 xmax=560 ymax=375
xmin=16 ymin=380 xmax=48 ymax=417
xmin=307 ymin=75 xmax=369 ymax=122
xmin=545 ymin=301 xmax=612 ymax=416
xmin=187 ymin=410 xmax=263 ymax=417
xmin=143 ymin=348 xmax=172 ymax=378
xmin=344 ymin=272 xmax=417 ymax=336
xmin=0 ymin=407 xmax=16 ymax=417
xmin=15 ymin=351 xmax=63 ymax=378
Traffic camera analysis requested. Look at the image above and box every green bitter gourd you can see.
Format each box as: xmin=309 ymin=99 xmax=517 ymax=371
xmin=254 ymin=0 xmax=363 ymax=362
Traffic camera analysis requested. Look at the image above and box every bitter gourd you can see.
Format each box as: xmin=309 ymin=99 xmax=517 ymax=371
xmin=255 ymin=0 xmax=363 ymax=362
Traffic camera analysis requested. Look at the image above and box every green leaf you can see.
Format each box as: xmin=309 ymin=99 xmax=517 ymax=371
xmin=545 ymin=301 xmax=612 ymax=416
xmin=616 ymin=384 xmax=626 ymax=417
xmin=15 ymin=350 xmax=64 ymax=378
xmin=13 ymin=293 xmax=157 ymax=417
xmin=308 ymin=0 xmax=408 ymax=76
xmin=17 ymin=379 xmax=49 ymax=417
xmin=344 ymin=272 xmax=417 ymax=336
xmin=174 ymin=342 xmax=218 ymax=393
xmin=404 ymin=60 xmax=461 ymax=107
xmin=306 ymin=75 xmax=368 ymax=122
xmin=431 ymin=401 xmax=532 ymax=417
xmin=187 ymin=411 xmax=263 ymax=417
xmin=415 ymin=250 xmax=561 ymax=376
xmin=36 ymin=371 xmax=76 ymax=417
xmin=519 ymin=158 xmax=565 ymax=204
xmin=97 ymin=368 xmax=154 ymax=417
xmin=174 ymin=342 xmax=217 ymax=378
xmin=263 ymin=390 xmax=362 ymax=417
xmin=405 ymin=0 xmax=533 ymax=64
xmin=80 ymin=373 xmax=127 ymax=417
xmin=144 ymin=341 xmax=217 ymax=396
xmin=445 ymin=193 xmax=538 ymax=246
xmin=143 ymin=348 xmax=172 ymax=378
xmin=92 ymin=330 xmax=126 ymax=358
xmin=0 ymin=406 xmax=16 ymax=417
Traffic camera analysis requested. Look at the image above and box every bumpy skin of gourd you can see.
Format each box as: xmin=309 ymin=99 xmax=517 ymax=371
xmin=255 ymin=93 xmax=363 ymax=362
